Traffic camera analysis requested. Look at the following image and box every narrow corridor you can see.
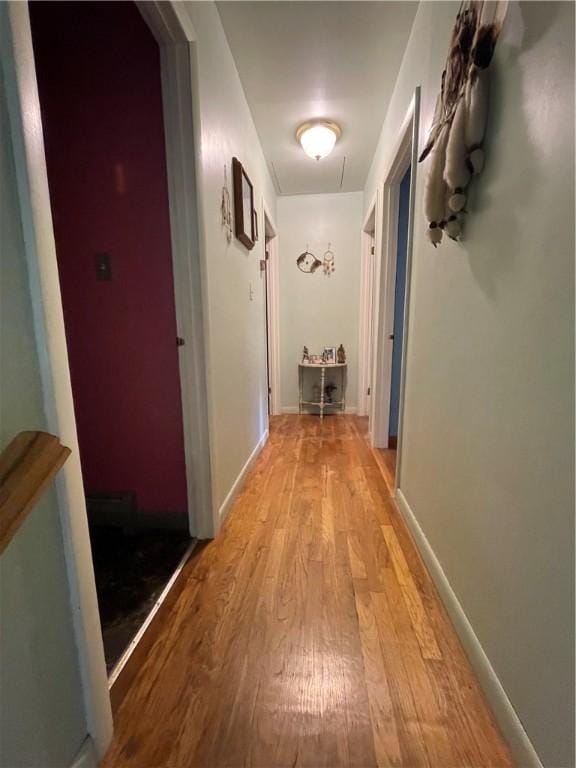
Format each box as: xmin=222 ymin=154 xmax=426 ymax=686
xmin=104 ymin=416 xmax=513 ymax=767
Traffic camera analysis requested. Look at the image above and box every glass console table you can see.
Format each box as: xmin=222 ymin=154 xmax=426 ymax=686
xmin=298 ymin=362 xmax=347 ymax=419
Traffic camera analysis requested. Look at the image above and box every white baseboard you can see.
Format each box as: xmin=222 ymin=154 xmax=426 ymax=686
xmin=69 ymin=737 xmax=97 ymax=768
xmin=394 ymin=489 xmax=543 ymax=768
xmin=280 ymin=406 xmax=357 ymax=415
xmin=218 ymin=429 xmax=269 ymax=526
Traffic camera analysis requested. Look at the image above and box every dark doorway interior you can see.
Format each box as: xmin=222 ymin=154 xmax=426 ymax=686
xmin=388 ymin=165 xmax=411 ymax=449
xmin=30 ymin=0 xmax=192 ymax=671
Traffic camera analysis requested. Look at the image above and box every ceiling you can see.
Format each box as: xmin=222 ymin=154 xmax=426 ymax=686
xmin=217 ymin=1 xmax=418 ymax=196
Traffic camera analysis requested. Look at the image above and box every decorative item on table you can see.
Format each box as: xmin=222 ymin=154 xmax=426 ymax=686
xmin=419 ymin=1 xmax=507 ymax=247
xmin=337 ymin=344 xmax=346 ymax=363
xmin=322 ymin=243 xmax=335 ymax=276
xmin=302 ymin=346 xmax=310 ymax=363
xmin=325 ymin=382 xmax=337 ymax=403
xmin=297 ymin=246 xmax=322 ymax=274
xmin=323 ymin=347 xmax=336 ymax=364
xmin=220 ymin=164 xmax=232 ymax=244
xmin=309 ymin=354 xmax=323 ymax=364
xmin=232 ymin=157 xmax=256 ymax=250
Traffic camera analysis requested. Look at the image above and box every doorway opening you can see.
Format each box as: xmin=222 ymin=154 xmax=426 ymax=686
xmin=368 ymin=90 xmax=420 ymax=492
xmin=29 ymin=0 xmax=194 ymax=674
xmin=387 ymin=166 xmax=411 ymax=451
xmin=263 ymin=208 xmax=280 ymax=417
xmin=358 ymin=204 xmax=377 ymax=427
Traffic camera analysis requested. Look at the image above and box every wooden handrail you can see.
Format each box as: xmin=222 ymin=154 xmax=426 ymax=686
xmin=0 ymin=431 xmax=71 ymax=555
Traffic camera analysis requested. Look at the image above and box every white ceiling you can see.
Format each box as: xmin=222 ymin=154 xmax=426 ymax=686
xmin=217 ymin=1 xmax=418 ymax=196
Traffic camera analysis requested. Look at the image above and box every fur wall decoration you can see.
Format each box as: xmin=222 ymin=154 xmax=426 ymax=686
xmin=419 ymin=1 xmax=508 ymax=247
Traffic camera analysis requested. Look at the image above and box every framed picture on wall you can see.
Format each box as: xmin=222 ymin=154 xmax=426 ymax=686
xmin=232 ymin=157 xmax=255 ymax=250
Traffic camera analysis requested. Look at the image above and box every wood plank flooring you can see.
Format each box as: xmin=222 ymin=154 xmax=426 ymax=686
xmin=103 ymin=416 xmax=514 ymax=768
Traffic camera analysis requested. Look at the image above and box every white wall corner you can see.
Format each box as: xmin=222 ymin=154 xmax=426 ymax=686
xmin=69 ymin=737 xmax=97 ymax=768
xmin=394 ymin=489 xmax=544 ymax=768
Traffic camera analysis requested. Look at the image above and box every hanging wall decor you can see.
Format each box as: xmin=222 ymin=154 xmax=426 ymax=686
xmin=221 ymin=164 xmax=232 ymax=244
xmin=419 ymin=1 xmax=508 ymax=247
xmin=232 ymin=157 xmax=256 ymax=250
xmin=297 ymin=246 xmax=322 ymax=274
xmin=322 ymin=243 xmax=335 ymax=276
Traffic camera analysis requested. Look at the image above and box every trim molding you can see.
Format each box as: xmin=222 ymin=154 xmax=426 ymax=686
xmin=394 ymin=488 xmax=543 ymax=768
xmin=2 ymin=4 xmax=113 ymax=756
xmin=108 ymin=540 xmax=197 ymax=712
xmin=218 ymin=430 xmax=269 ymax=525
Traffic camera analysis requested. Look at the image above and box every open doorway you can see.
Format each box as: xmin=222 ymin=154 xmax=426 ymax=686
xmin=262 ymin=208 xmax=279 ymax=417
xmin=358 ymin=204 xmax=377 ymax=427
xmin=387 ymin=166 xmax=411 ymax=451
xmin=366 ymin=89 xmax=420 ymax=491
xmin=29 ymin=0 xmax=194 ymax=674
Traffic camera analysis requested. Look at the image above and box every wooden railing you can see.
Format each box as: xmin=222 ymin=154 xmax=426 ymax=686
xmin=0 ymin=431 xmax=70 ymax=554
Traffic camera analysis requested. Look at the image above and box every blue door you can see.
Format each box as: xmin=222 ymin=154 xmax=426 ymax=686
xmin=388 ymin=167 xmax=411 ymax=445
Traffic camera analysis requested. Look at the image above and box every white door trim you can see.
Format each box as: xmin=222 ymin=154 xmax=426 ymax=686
xmin=138 ymin=2 xmax=214 ymax=538
xmin=395 ymin=88 xmax=421 ymax=491
xmin=371 ymin=90 xmax=420 ymax=474
xmin=3 ymin=2 xmax=212 ymax=759
xmin=263 ymin=202 xmax=281 ymax=416
xmin=1 ymin=2 xmax=113 ymax=757
xmin=357 ymin=191 xmax=379 ymax=419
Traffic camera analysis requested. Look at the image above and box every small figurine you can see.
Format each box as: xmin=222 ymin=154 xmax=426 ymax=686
xmin=337 ymin=344 xmax=346 ymax=364
xmin=302 ymin=346 xmax=310 ymax=363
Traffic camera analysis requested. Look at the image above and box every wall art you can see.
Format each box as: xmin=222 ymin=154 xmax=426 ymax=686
xmin=419 ymin=1 xmax=508 ymax=247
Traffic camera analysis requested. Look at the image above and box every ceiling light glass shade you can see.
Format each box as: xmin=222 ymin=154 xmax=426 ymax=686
xmin=297 ymin=121 xmax=341 ymax=161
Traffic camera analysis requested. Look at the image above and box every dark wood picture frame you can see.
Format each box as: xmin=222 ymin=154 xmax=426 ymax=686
xmin=232 ymin=157 xmax=255 ymax=250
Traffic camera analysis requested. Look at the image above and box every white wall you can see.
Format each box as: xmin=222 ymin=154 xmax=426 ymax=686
xmin=365 ymin=3 xmax=574 ymax=766
xmin=277 ymin=192 xmax=363 ymax=412
xmin=0 ymin=43 xmax=88 ymax=768
xmin=183 ymin=2 xmax=277 ymax=523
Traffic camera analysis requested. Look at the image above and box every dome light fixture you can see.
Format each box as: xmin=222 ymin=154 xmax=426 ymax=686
xmin=296 ymin=120 xmax=341 ymax=161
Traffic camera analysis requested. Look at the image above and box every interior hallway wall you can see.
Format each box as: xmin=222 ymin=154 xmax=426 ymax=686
xmin=0 ymin=39 xmax=87 ymax=767
xmin=277 ymin=192 xmax=363 ymax=412
xmin=364 ymin=3 xmax=574 ymax=765
xmin=183 ymin=2 xmax=277 ymax=523
xmin=30 ymin=1 xmax=188 ymax=520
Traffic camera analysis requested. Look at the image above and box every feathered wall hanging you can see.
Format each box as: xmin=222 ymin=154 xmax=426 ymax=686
xmin=420 ymin=1 xmax=508 ymax=247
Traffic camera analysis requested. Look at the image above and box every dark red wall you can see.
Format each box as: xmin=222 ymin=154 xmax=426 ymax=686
xmin=30 ymin=1 xmax=188 ymax=517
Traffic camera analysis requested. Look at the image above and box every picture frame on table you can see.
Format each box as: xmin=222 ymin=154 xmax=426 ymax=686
xmin=323 ymin=347 xmax=336 ymax=364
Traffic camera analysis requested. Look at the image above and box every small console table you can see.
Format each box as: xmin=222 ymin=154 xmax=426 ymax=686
xmin=298 ymin=362 xmax=347 ymax=419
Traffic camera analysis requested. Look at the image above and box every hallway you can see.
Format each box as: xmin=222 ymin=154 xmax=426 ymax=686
xmin=104 ymin=416 xmax=513 ymax=768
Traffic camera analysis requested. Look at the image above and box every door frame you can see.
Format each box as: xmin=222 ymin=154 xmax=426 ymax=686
xmin=357 ymin=191 xmax=379 ymax=420
xmin=138 ymin=1 xmax=212 ymax=539
xmin=3 ymin=1 xmax=211 ymax=758
xmin=262 ymin=201 xmax=281 ymax=416
xmin=371 ymin=89 xmax=420 ymax=491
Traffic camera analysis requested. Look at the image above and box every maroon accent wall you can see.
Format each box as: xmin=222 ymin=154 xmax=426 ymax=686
xmin=30 ymin=1 xmax=188 ymax=517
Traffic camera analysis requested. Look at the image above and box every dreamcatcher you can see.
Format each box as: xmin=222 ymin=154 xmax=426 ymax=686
xmin=322 ymin=243 xmax=335 ymax=276
xmin=296 ymin=246 xmax=322 ymax=274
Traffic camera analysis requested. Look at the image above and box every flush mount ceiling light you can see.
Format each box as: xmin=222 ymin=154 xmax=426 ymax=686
xmin=296 ymin=120 xmax=341 ymax=161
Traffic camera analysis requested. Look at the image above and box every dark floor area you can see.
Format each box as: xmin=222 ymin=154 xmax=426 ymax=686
xmin=89 ymin=526 xmax=192 ymax=672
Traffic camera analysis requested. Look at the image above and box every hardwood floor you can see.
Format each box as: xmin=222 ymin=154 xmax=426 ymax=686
xmin=103 ymin=416 xmax=513 ymax=768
